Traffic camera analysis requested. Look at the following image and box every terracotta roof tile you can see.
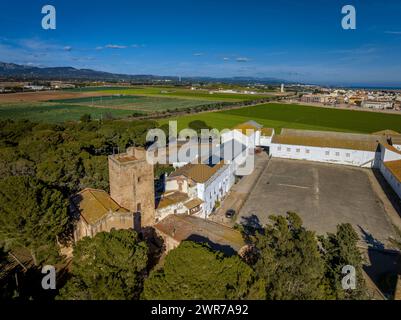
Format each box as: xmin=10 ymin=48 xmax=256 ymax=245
xmin=156 ymin=191 xmax=189 ymax=209
xmin=271 ymin=128 xmax=385 ymax=152
xmin=71 ymin=188 xmax=129 ymax=225
xmin=384 ymin=159 xmax=401 ymax=183
xmin=169 ymin=161 xmax=226 ymax=183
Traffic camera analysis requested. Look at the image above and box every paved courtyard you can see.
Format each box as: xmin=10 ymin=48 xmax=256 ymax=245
xmin=238 ymin=158 xmax=396 ymax=246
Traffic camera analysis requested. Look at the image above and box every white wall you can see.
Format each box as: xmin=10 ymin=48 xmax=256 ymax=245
xmin=165 ymin=179 xmax=190 ymax=194
xmin=382 ymin=147 xmax=401 ymax=162
xmin=270 ymin=143 xmax=377 ymax=167
xmin=379 ymin=162 xmax=401 ymax=199
xmin=156 ymin=202 xmax=187 ymax=222
xmin=197 ymin=165 xmax=235 ymax=217
xmin=259 ymin=136 xmax=272 ymax=147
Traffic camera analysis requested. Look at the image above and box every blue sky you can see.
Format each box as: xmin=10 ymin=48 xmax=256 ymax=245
xmin=1 ymin=0 xmax=401 ymax=85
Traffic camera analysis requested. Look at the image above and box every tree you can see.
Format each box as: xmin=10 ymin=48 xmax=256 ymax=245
xmin=0 ymin=176 xmax=68 ymax=265
xmin=320 ymin=223 xmax=368 ymax=299
xmin=142 ymin=241 xmax=264 ymax=300
xmin=58 ymin=229 xmax=148 ymax=300
xmin=80 ymin=113 xmax=92 ymax=123
xmin=252 ymin=212 xmax=327 ymax=300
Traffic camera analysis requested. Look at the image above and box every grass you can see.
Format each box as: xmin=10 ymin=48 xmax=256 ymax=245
xmin=95 ymin=87 xmax=271 ymax=102
xmin=48 ymin=95 xmax=222 ymax=112
xmin=64 ymin=86 xmax=130 ymax=92
xmin=159 ymin=103 xmax=401 ymax=133
xmin=0 ymin=103 xmax=138 ymax=123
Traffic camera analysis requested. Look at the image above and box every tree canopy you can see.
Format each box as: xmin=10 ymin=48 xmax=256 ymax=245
xmin=58 ymin=229 xmax=148 ymax=300
xmin=142 ymin=241 xmax=264 ymax=300
xmin=0 ymin=176 xmax=68 ymax=265
xmin=0 ymin=119 xmax=158 ymax=196
xmin=252 ymin=212 xmax=327 ymax=300
xmin=320 ymin=223 xmax=368 ymax=299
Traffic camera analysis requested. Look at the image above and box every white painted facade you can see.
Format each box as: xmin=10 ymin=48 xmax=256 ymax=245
xmin=156 ymin=202 xmax=188 ymax=223
xmin=379 ymin=145 xmax=401 ymax=200
xmin=259 ymin=134 xmax=273 ymax=147
xmin=195 ymin=164 xmax=235 ymax=217
xmin=379 ymin=163 xmax=401 ymax=199
xmin=270 ymin=143 xmax=378 ymax=168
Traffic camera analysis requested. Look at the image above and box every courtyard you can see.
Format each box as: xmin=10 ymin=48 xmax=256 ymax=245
xmin=238 ymin=157 xmax=397 ymax=246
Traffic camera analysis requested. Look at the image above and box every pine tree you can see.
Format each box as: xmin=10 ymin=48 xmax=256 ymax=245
xmin=58 ymin=229 xmax=148 ymax=300
xmin=142 ymin=241 xmax=265 ymax=300
xmin=252 ymin=212 xmax=327 ymax=299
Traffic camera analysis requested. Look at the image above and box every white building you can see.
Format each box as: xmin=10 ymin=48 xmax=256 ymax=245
xmin=269 ymin=129 xmax=383 ymax=168
xmin=166 ymin=158 xmax=235 ymax=217
xmin=378 ymin=143 xmax=401 ymax=199
xmin=362 ymin=100 xmax=394 ymax=110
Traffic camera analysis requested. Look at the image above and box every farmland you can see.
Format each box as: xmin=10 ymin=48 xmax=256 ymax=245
xmin=0 ymin=103 xmax=137 ymax=123
xmin=0 ymin=85 xmax=275 ymax=122
xmin=93 ymin=87 xmax=272 ymax=101
xmin=159 ymin=103 xmax=401 ymax=133
xmin=48 ymin=95 xmax=223 ymax=112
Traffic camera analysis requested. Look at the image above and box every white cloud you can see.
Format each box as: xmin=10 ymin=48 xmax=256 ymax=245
xmin=236 ymin=57 xmax=250 ymax=62
xmin=105 ymin=44 xmax=128 ymax=49
xmin=64 ymin=46 xmax=72 ymax=51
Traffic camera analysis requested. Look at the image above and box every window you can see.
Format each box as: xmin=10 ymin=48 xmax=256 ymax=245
xmin=137 ymin=176 xmax=141 ymax=183
xmin=335 ymin=152 xmax=340 ymax=157
xmin=296 ymin=149 xmax=300 ymax=153
xmin=346 ymin=153 xmax=350 ymax=158
xmin=325 ymin=151 xmax=329 ymax=156
xmin=306 ymin=149 xmax=310 ymax=154
xmin=287 ymin=148 xmax=291 ymax=152
xmin=137 ymin=203 xmax=141 ymax=212
xmin=277 ymin=146 xmax=281 ymax=151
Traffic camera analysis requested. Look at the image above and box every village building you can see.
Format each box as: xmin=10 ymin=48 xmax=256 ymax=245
xmin=70 ymin=188 xmax=133 ymax=242
xmin=269 ymin=129 xmax=384 ymax=168
xmin=71 ymin=147 xmax=155 ymax=242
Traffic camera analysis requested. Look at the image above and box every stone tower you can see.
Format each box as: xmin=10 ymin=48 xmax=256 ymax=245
xmin=108 ymin=147 xmax=155 ymax=228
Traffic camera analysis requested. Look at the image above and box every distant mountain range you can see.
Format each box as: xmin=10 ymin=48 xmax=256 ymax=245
xmin=0 ymin=62 xmax=177 ymax=82
xmin=0 ymin=62 xmax=289 ymax=84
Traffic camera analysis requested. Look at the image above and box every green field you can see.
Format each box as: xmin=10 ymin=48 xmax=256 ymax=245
xmin=0 ymin=103 xmax=138 ymax=123
xmin=49 ymin=95 xmax=223 ymax=112
xmin=159 ymin=103 xmax=401 ymax=133
xmin=95 ymin=87 xmax=271 ymax=102
xmin=64 ymin=86 xmax=132 ymax=92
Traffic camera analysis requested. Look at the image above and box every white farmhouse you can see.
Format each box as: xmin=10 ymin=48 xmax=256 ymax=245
xmin=166 ymin=158 xmax=235 ymax=218
xmin=269 ymin=129 xmax=384 ymax=168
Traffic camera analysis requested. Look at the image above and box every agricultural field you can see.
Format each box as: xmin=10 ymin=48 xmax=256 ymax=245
xmin=49 ymin=95 xmax=223 ymax=112
xmin=159 ymin=103 xmax=401 ymax=133
xmin=0 ymin=85 xmax=275 ymax=123
xmin=94 ymin=87 xmax=272 ymax=102
xmin=0 ymin=102 xmax=137 ymax=123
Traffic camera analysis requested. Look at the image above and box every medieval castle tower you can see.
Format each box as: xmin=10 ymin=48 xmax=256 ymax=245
xmin=108 ymin=147 xmax=155 ymax=228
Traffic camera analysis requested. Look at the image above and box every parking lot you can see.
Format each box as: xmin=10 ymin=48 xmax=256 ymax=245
xmin=238 ymin=158 xmax=396 ymax=245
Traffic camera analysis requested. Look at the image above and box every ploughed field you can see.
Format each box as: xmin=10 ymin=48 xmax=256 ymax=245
xmin=160 ymin=103 xmax=401 ymax=133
